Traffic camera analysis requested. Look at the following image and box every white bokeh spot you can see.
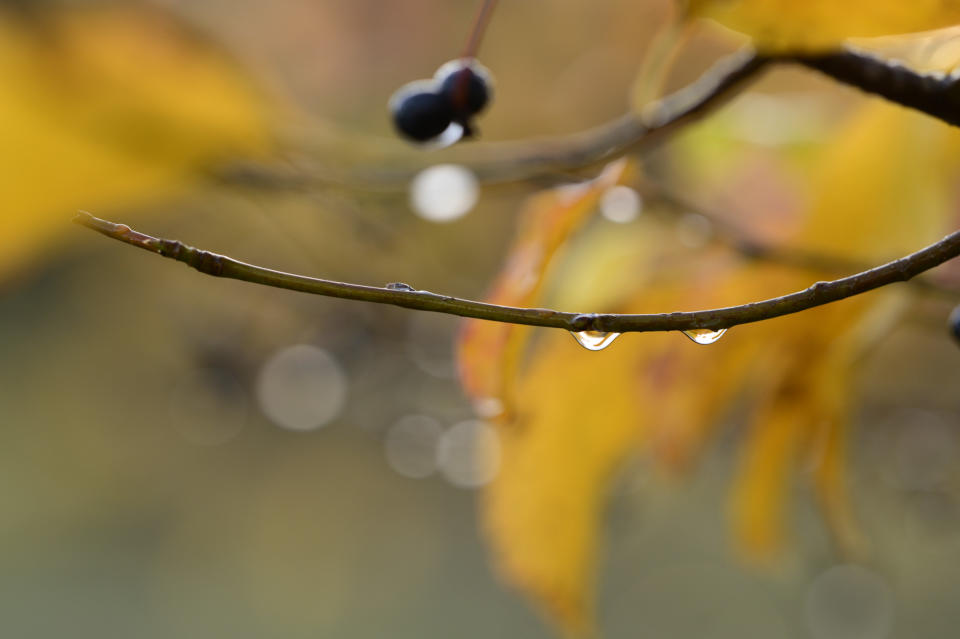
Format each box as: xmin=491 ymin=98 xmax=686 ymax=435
xmin=385 ymin=415 xmax=443 ymax=479
xmin=256 ymin=344 xmax=347 ymax=432
xmin=437 ymin=420 xmax=501 ymax=488
xmin=410 ymin=164 xmax=479 ymax=222
xmin=601 ymin=185 xmax=643 ymax=223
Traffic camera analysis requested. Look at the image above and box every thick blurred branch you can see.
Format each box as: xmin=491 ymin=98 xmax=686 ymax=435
xmin=225 ymin=45 xmax=960 ymax=191
xmin=460 ymin=47 xmax=769 ymax=182
xmin=221 ymin=49 xmax=772 ymax=189
xmin=794 ymin=47 xmax=960 ymax=127
xmin=75 ymin=211 xmax=960 ymax=335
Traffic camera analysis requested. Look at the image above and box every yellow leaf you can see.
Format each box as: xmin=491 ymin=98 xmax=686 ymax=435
xmin=792 ymin=104 xmax=954 ymax=261
xmin=0 ymin=5 xmax=272 ymax=278
xmin=458 ymin=161 xmax=635 ymax=635
xmin=458 ymin=160 xmax=633 ymax=417
xmin=461 ymin=98 xmax=960 ymax=634
xmin=728 ymin=321 xmax=856 ymax=564
xmin=484 ymin=331 xmax=643 ymax=636
xmin=685 ymin=0 xmax=960 ymax=52
xmin=728 ymin=377 xmax=804 ymax=562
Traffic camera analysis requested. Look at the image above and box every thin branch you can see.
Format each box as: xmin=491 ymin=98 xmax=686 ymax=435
xmin=74 ymin=211 xmax=960 ymax=335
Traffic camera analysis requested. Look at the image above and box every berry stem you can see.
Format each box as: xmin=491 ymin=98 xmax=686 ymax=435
xmin=462 ymin=0 xmax=498 ymax=60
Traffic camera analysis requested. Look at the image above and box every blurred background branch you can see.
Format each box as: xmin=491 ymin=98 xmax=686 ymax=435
xmin=221 ymin=46 xmax=960 ymax=192
xmin=219 ymin=48 xmax=771 ymax=189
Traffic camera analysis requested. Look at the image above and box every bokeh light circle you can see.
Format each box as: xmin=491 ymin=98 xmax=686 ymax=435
xmin=409 ymin=164 xmax=479 ymax=222
xmin=256 ymin=344 xmax=347 ymax=432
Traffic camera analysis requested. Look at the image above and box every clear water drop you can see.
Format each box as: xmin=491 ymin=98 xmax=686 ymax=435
xmin=571 ymin=330 xmax=621 ymax=351
xmin=682 ymin=328 xmax=728 ymax=345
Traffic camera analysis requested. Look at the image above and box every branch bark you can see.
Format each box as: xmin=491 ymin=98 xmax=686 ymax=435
xmin=74 ymin=212 xmax=960 ymax=335
xmin=795 ymin=47 xmax=960 ymax=127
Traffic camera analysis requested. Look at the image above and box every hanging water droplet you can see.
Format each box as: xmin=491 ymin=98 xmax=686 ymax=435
xmin=682 ymin=328 xmax=728 ymax=345
xmin=571 ymin=330 xmax=621 ymax=351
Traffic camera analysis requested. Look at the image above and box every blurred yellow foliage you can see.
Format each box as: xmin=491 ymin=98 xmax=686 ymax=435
xmin=0 ymin=5 xmax=272 ymax=279
xmin=459 ymin=99 xmax=960 ymax=635
xmin=685 ymin=0 xmax=960 ymax=51
xmin=458 ymin=161 xmax=633 ymax=637
xmin=458 ymin=160 xmax=634 ymax=414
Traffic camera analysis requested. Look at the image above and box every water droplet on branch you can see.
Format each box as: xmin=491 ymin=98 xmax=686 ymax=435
xmin=570 ymin=330 xmax=621 ymax=351
xmin=682 ymin=328 xmax=728 ymax=345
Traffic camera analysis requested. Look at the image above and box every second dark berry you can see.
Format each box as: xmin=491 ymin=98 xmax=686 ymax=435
xmin=436 ymin=59 xmax=493 ymax=118
xmin=390 ymin=81 xmax=455 ymax=143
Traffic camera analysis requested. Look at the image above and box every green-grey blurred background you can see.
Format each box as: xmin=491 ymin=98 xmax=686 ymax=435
xmin=2 ymin=1 xmax=960 ymax=637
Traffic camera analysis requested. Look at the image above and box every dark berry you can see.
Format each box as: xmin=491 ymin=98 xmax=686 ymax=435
xmin=389 ymin=81 xmax=454 ymax=143
xmin=949 ymin=304 xmax=960 ymax=344
xmin=436 ymin=59 xmax=493 ymax=118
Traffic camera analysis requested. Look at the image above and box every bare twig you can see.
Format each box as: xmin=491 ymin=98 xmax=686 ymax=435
xmin=74 ymin=211 xmax=960 ymax=335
